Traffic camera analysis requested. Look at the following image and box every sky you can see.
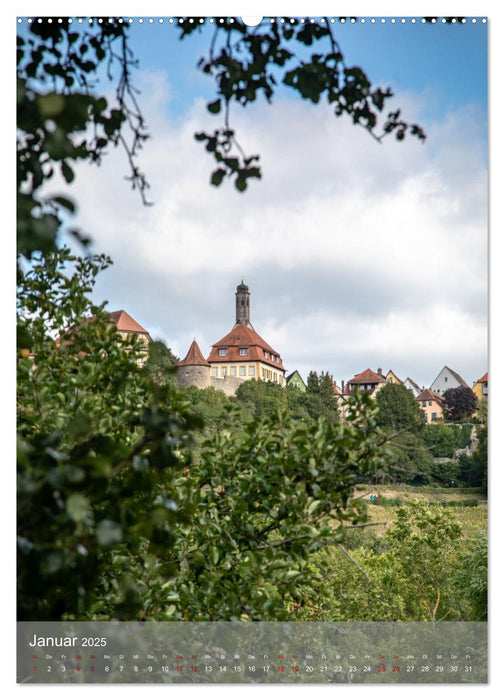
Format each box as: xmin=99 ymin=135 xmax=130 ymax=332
xmin=18 ymin=10 xmax=489 ymax=390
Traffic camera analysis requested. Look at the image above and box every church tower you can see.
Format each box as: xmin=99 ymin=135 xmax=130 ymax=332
xmin=235 ymin=280 xmax=252 ymax=328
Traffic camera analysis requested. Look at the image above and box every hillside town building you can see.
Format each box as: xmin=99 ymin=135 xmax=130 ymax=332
xmin=430 ymin=366 xmax=469 ymax=396
xmin=176 ymin=282 xmax=286 ymax=396
xmin=416 ymin=388 xmax=445 ymax=424
xmin=473 ymin=372 xmax=488 ymax=401
xmin=286 ymin=370 xmax=307 ymax=392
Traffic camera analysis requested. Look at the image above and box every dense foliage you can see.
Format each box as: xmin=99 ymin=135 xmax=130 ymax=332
xmin=443 ymin=386 xmax=478 ymax=421
xmin=375 ymin=383 xmax=424 ymax=433
xmin=17 ymin=249 xmax=202 ymax=619
xmin=289 ymin=502 xmax=485 ymax=622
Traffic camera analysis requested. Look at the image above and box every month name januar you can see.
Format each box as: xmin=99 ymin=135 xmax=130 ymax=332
xmin=29 ymin=635 xmax=78 ymax=647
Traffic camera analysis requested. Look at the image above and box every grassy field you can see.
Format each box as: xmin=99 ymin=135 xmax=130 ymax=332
xmin=352 ymin=485 xmax=487 ymax=539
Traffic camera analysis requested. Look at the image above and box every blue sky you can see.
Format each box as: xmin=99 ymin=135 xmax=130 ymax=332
xmin=127 ymin=17 xmax=487 ymax=134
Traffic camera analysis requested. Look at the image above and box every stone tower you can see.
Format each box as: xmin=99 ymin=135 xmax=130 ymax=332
xmin=235 ymin=280 xmax=253 ymax=328
xmin=176 ymin=339 xmax=211 ymax=389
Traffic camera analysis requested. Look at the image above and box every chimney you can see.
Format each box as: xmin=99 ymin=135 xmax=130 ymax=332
xmin=377 ymin=367 xmax=383 ymax=376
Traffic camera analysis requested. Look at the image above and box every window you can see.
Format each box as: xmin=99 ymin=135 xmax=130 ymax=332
xmin=445 ymin=376 xmax=448 ymax=382
xmin=239 ymin=348 xmax=248 ymax=356
xmin=222 ymin=367 xmax=227 ymax=377
xmin=249 ymin=366 xmax=255 ymax=376
xmin=422 ymin=401 xmax=426 ymax=407
xmin=264 ymin=351 xmax=269 ymax=359
xmin=231 ymin=366 xmax=236 ymax=376
xmin=240 ymin=366 xmax=246 ymax=376
xmin=429 ymin=401 xmax=432 ymax=406
xmin=431 ymin=412 xmax=437 ymax=420
xmin=219 ymin=348 xmax=227 ymax=356
xmin=212 ymin=368 xmax=217 ymax=377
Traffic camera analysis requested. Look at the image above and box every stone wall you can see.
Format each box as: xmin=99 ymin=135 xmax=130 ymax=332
xmin=176 ymin=366 xmax=211 ymax=390
xmin=210 ymin=375 xmax=248 ymax=397
xmin=176 ymin=366 xmax=250 ymax=396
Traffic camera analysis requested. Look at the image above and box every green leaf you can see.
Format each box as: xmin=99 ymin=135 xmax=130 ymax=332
xmin=207 ymin=98 xmax=222 ymax=114
xmin=307 ymin=499 xmax=321 ymax=515
xmin=61 ymin=161 xmax=75 ymax=183
xmin=51 ymin=195 xmax=76 ymax=213
xmin=210 ymin=546 xmax=220 ymax=565
xmin=210 ymin=168 xmax=226 ymax=186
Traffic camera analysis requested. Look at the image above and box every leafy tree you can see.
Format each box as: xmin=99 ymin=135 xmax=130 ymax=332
xmin=180 ymin=17 xmax=426 ymax=191
xmin=289 ymin=502 xmax=469 ymax=622
xmin=298 ymin=370 xmax=340 ymax=422
xmin=375 ymin=382 xmax=425 ymax=433
xmin=429 ymin=460 xmax=461 ymax=487
xmin=155 ymin=392 xmax=390 ymax=621
xmin=385 ymin=432 xmax=434 ymax=485
xmin=17 ymin=248 xmax=202 ymax=620
xmin=143 ymin=340 xmax=179 ymax=385
xmin=443 ymin=386 xmax=478 ymax=421
xmin=451 ymin=531 xmax=487 ymax=621
xmin=422 ymin=423 xmax=456 ymax=458
xmin=381 ymin=502 xmax=463 ymax=620
xmin=234 ymin=378 xmax=288 ymax=418
xmin=184 ymin=386 xmax=236 ymax=434
xmin=458 ymin=414 xmax=487 ymax=491
xmin=306 ymin=370 xmax=320 ymax=394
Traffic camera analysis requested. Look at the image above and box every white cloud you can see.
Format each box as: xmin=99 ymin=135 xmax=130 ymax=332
xmin=58 ymin=65 xmax=487 ymax=388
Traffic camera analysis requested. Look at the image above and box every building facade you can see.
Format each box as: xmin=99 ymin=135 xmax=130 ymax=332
xmin=177 ymin=282 xmax=286 ymax=396
xmin=430 ymin=366 xmax=469 ymax=396
xmin=286 ymin=370 xmax=307 ymax=392
xmin=416 ymin=388 xmax=445 ymax=424
xmin=472 ymin=372 xmax=488 ymax=401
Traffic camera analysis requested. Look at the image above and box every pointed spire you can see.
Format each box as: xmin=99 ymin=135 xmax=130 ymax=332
xmin=178 ymin=339 xmax=210 ymax=367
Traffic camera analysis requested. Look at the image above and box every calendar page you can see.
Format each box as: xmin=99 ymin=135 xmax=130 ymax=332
xmin=16 ymin=11 xmax=488 ymax=684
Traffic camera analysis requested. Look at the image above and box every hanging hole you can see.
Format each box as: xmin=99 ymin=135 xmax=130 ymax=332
xmin=241 ymin=16 xmax=263 ymax=26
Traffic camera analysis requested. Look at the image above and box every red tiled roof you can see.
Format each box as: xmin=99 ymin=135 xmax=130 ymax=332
xmin=109 ymin=310 xmax=149 ymax=335
xmin=178 ymin=340 xmax=210 ymax=367
xmin=56 ymin=310 xmax=151 ymax=347
xmin=417 ymin=389 xmax=444 ymax=404
xmin=207 ymin=323 xmax=285 ymax=370
xmin=476 ymin=372 xmax=488 ymax=384
xmin=348 ymin=368 xmax=386 ymax=385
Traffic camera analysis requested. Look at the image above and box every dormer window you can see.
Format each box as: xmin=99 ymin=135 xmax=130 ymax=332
xmin=239 ymin=348 xmax=248 ymax=356
xmin=219 ymin=348 xmax=228 ymax=357
xmin=264 ymin=351 xmax=269 ymax=359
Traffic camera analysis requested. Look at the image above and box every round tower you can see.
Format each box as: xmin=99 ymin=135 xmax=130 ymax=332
xmin=176 ymin=339 xmax=211 ymax=389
